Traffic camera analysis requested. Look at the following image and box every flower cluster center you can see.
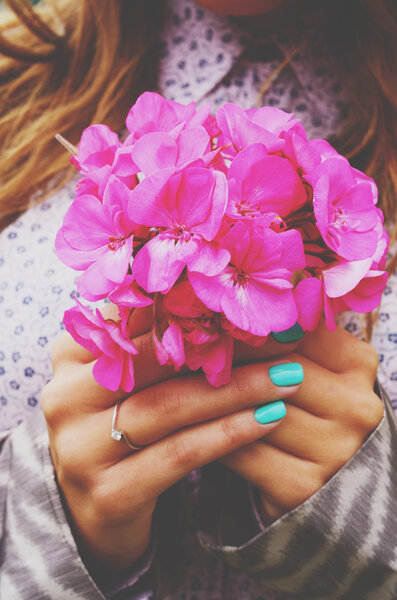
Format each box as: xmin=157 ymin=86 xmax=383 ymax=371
xmin=108 ymin=235 xmax=126 ymax=251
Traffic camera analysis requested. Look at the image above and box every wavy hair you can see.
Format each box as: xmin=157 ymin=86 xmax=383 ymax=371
xmin=0 ymin=0 xmax=165 ymax=229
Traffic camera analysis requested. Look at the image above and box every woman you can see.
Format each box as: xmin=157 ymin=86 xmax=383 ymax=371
xmin=0 ymin=1 xmax=396 ymax=599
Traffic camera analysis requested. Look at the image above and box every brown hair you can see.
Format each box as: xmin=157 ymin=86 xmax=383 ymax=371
xmin=329 ymin=0 xmax=397 ymax=336
xmin=0 ymin=0 xmax=165 ymax=229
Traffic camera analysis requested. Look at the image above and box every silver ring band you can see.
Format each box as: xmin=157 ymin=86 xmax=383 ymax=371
xmin=110 ymin=401 xmax=145 ymax=451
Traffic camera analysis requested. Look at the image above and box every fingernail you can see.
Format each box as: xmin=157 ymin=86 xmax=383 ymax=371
xmin=254 ymin=401 xmax=286 ymax=424
xmin=269 ymin=363 xmax=304 ymax=387
xmin=271 ymin=323 xmax=304 ymax=343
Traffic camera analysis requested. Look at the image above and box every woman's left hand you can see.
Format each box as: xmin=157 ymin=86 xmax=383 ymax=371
xmin=221 ymin=321 xmax=384 ymax=524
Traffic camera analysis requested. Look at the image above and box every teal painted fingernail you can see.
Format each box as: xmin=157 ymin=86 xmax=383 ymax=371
xmin=271 ymin=323 xmax=304 ymax=343
xmin=254 ymin=401 xmax=286 ymax=424
xmin=269 ymin=363 xmax=304 ymax=386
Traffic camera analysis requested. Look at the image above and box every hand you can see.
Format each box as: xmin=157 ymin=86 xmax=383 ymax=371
xmin=41 ymin=306 xmax=305 ymax=573
xmin=221 ymin=321 xmax=384 ymax=524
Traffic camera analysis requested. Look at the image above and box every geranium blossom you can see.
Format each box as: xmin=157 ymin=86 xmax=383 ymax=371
xmin=55 ymin=91 xmax=389 ymax=393
xmin=63 ymin=300 xmax=138 ymax=392
xmin=72 ymin=125 xmax=137 ymax=198
xmin=56 ymin=177 xmax=146 ymax=300
xmin=311 ymin=157 xmax=381 ymax=261
xmin=153 ymin=281 xmax=234 ymax=387
xmin=129 ymin=167 xmax=230 ymax=293
xmin=125 ymin=92 xmax=210 ymax=142
xmin=189 ymin=221 xmax=305 ymax=336
xmin=227 ymin=143 xmax=307 ymax=219
xmin=217 ymin=103 xmax=303 ymax=157
xmin=130 ymin=127 xmax=216 ymax=177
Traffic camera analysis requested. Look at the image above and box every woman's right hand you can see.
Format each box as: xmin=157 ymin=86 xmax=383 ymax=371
xmin=41 ymin=307 xmax=302 ymax=574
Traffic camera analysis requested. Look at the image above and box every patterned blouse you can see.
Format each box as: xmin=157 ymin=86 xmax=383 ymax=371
xmin=0 ymin=1 xmax=397 ymax=599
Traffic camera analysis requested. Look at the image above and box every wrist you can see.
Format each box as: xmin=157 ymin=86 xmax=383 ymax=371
xmin=76 ymin=508 xmax=154 ymax=573
xmin=62 ymin=483 xmax=156 ymax=573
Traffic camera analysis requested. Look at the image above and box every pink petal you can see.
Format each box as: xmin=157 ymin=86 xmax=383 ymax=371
xmin=323 ymin=258 xmax=372 ymax=297
xmin=294 ymin=278 xmax=324 ymax=331
xmin=343 ymin=270 xmax=388 ymax=312
xmin=221 ymin=277 xmax=297 ymax=336
xmin=161 ymin=321 xmax=186 ymax=369
xmin=186 ymin=239 xmax=230 ymax=276
xmin=163 ymin=281 xmax=211 ymax=318
xmin=77 ymin=262 xmax=117 ymax=300
xmin=132 ymin=235 xmax=185 ymax=293
xmin=188 ymin=270 xmax=225 ymax=313
xmin=186 ymin=332 xmax=233 ymax=387
xmin=93 ymin=353 xmax=123 ymax=392
xmin=176 ymin=127 xmax=211 ymax=164
xmin=55 ymin=229 xmax=106 ymax=271
xmin=119 ymin=352 xmax=135 ymax=393
xmin=109 ymin=276 xmax=153 ymax=307
xmin=126 ymin=92 xmax=196 ymax=139
xmin=128 ymin=168 xmax=178 ymax=227
xmin=62 ymin=195 xmax=113 ymax=251
xmin=77 ymin=124 xmax=120 ymax=166
xmin=131 ymin=132 xmax=178 ymax=176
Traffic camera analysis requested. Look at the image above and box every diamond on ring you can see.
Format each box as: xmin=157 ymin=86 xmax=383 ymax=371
xmin=111 ymin=429 xmax=123 ymax=442
xmin=110 ymin=401 xmax=145 ymax=451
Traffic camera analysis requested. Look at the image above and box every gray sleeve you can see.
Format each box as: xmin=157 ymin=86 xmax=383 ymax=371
xmin=197 ymin=382 xmax=397 ymax=600
xmin=0 ymin=410 xmax=151 ymax=600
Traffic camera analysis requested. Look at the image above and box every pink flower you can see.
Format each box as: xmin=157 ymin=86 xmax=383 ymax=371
xmin=227 ymin=143 xmax=307 ymax=219
xmin=295 ymin=258 xmax=388 ymax=332
xmin=189 ymin=221 xmax=305 ymax=336
xmin=129 ymin=167 xmax=230 ymax=293
xmin=63 ymin=300 xmax=138 ymax=392
xmin=217 ymin=103 xmax=303 ymax=157
xmin=324 ymin=269 xmax=388 ymax=330
xmin=72 ymin=125 xmax=137 ymax=198
xmin=282 ymin=133 xmax=322 ymax=185
xmin=312 ymin=157 xmax=380 ymax=261
xmin=130 ymin=126 xmax=215 ymax=177
xmin=56 ymin=177 xmax=146 ymax=300
xmin=125 ymin=92 xmax=210 ymax=142
xmin=153 ymin=281 xmax=234 ymax=387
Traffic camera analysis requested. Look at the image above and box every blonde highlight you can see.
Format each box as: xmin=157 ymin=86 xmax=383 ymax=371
xmin=0 ymin=0 xmax=165 ymax=229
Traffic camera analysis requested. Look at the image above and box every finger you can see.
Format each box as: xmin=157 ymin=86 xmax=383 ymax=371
xmin=52 ymin=319 xmax=305 ymax=413
xmin=233 ymin=323 xmax=304 ymax=364
xmin=221 ymin=441 xmax=325 ymax=512
xmin=108 ymin=405 xmax=285 ymax=506
xmin=297 ymin=319 xmax=379 ymax=382
xmin=96 ymin=359 xmax=301 ymax=461
xmin=43 ymin=330 xmax=180 ymax=416
xmin=266 ymin=353 xmax=356 ymax=418
xmin=256 ymin=402 xmax=364 ymax=471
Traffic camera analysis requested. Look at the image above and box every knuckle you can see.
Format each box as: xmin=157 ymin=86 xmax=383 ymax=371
xmin=146 ymin=387 xmax=184 ymax=423
xmin=54 ymin=430 xmax=89 ymax=483
xmin=40 ymin=378 xmax=62 ymax=425
xmin=283 ymin=469 xmax=324 ymax=509
xmin=356 ymin=392 xmax=384 ymax=432
xmin=231 ymin=368 xmax=253 ymax=395
xmin=90 ymin=479 xmax=124 ymax=520
xmin=220 ymin=415 xmax=242 ymax=446
xmin=326 ymin=435 xmax=361 ymax=473
xmin=50 ymin=333 xmax=70 ymax=371
xmin=351 ymin=341 xmax=379 ymax=379
xmin=165 ymin=435 xmax=196 ymax=468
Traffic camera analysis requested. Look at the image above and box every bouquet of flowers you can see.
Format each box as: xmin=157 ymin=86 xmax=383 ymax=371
xmin=56 ymin=92 xmax=389 ymax=392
